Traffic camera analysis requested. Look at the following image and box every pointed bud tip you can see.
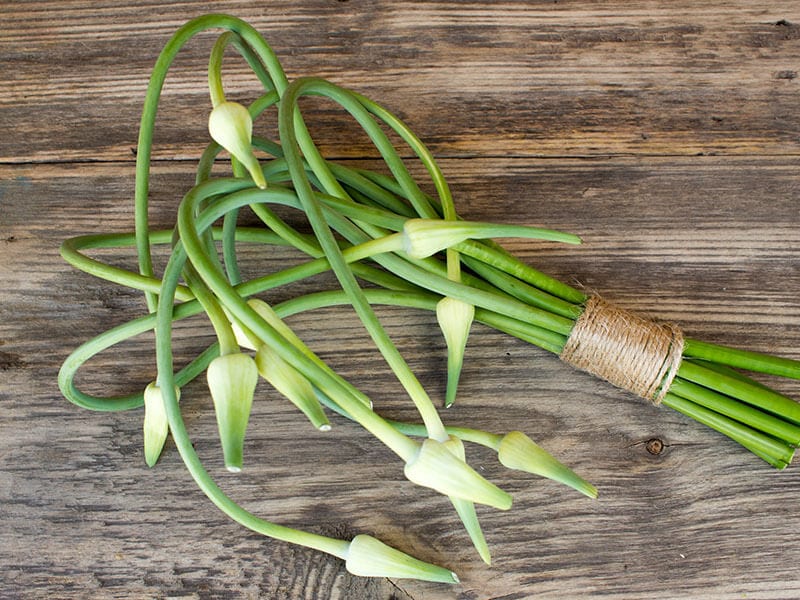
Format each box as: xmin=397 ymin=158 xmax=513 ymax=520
xmin=143 ymin=382 xmax=178 ymax=468
xmin=207 ymin=353 xmax=258 ymax=472
xmin=208 ymin=101 xmax=265 ymax=189
xmin=405 ymin=439 xmax=512 ymax=510
xmin=498 ymin=431 xmax=597 ymax=499
xmin=345 ymin=534 xmax=459 ymax=583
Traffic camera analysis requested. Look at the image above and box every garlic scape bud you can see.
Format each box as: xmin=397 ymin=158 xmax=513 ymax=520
xmin=436 ymin=296 xmax=475 ymax=408
xmin=206 ymin=352 xmax=259 ymax=472
xmin=345 ymin=534 xmax=459 ymax=583
xmin=208 ymin=101 xmax=267 ymax=189
xmin=255 ymin=344 xmax=330 ymax=431
xmin=143 ymin=382 xmax=180 ymax=468
xmin=226 ymin=298 xmax=302 ymax=353
xmin=498 ymin=431 xmax=597 ymax=499
xmin=247 ymin=298 xmax=304 ymax=351
xmin=405 ymin=438 xmax=512 ymax=510
xmin=228 ymin=311 xmax=259 ymax=352
xmin=402 ymin=218 xmax=581 ymax=260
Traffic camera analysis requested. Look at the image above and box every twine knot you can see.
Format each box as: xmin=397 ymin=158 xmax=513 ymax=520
xmin=560 ymin=296 xmax=684 ymax=404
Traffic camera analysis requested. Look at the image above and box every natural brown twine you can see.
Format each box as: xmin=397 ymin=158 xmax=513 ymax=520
xmin=560 ymin=296 xmax=684 ymax=404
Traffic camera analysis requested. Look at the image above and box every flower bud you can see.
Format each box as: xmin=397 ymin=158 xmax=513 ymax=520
xmin=247 ymin=298 xmax=291 ymax=340
xmin=255 ymin=344 xmax=330 ymax=431
xmin=208 ymin=101 xmax=267 ymax=189
xmin=345 ymin=534 xmax=459 ymax=583
xmin=436 ymin=297 xmax=474 ymax=407
xmin=143 ymin=382 xmax=180 ymax=467
xmin=401 ymin=219 xmax=472 ymax=259
xmin=498 ymin=431 xmax=597 ymax=498
xmin=229 ymin=316 xmax=258 ymax=351
xmin=402 ymin=218 xmax=581 ymax=259
xmin=225 ymin=298 xmax=289 ymax=352
xmin=206 ymin=352 xmax=259 ymax=472
xmin=405 ymin=438 xmax=512 ymax=510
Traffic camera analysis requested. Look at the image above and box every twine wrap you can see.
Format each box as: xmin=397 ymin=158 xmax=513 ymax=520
xmin=560 ymin=296 xmax=684 ymax=404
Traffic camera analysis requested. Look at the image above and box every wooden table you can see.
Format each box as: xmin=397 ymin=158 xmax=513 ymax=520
xmin=3 ymin=3 xmax=799 ymax=598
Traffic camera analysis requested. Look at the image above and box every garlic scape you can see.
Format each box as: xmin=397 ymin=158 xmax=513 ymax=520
xmin=255 ymin=343 xmax=330 ymax=431
xmin=401 ymin=218 xmax=581 ymax=260
xmin=208 ymin=101 xmax=267 ymax=190
xmin=498 ymin=431 xmax=598 ymax=499
xmin=436 ymin=296 xmax=475 ymax=408
xmin=405 ymin=438 xmax=512 ymax=510
xmin=206 ymin=352 xmax=259 ymax=472
xmin=143 ymin=382 xmax=180 ymax=467
xmin=345 ymin=534 xmax=459 ymax=583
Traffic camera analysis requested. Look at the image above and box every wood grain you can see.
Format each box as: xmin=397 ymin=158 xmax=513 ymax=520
xmin=2 ymin=2 xmax=799 ymax=599
xmin=3 ymin=1 xmax=799 ymax=163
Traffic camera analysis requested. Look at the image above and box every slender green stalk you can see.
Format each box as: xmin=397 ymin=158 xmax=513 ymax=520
xmin=207 ymin=32 xmax=230 ymax=108
xmin=669 ymin=378 xmax=800 ymax=445
xmin=684 ymin=338 xmax=800 ymax=380
xmin=279 ymin=77 xmax=450 ymax=442
xmin=178 ymin=180 xmax=421 ymax=461
xmin=154 ymin=234 xmax=352 ymax=558
xmin=133 ymin=14 xmax=288 ymax=311
xmin=662 ymin=393 xmax=794 ymax=469
xmin=678 ymin=360 xmax=800 ymax=426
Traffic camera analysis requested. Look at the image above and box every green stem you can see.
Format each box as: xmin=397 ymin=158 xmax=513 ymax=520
xmin=662 ymin=393 xmax=793 ymax=468
xmin=178 ymin=179 xmax=421 ymax=461
xmin=669 ymin=377 xmax=800 ymax=445
xmin=207 ymin=32 xmax=230 ymax=107
xmin=154 ymin=232 xmax=351 ymax=559
xmin=684 ymin=338 xmax=800 ymax=380
xmin=183 ymin=262 xmax=239 ymax=356
xmin=134 ymin=13 xmax=288 ymax=311
xmin=279 ymin=77 xmax=449 ymax=442
xmin=678 ymin=360 xmax=800 ymax=426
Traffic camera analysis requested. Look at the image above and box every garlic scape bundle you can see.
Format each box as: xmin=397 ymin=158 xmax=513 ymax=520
xmin=59 ymin=14 xmax=799 ymax=584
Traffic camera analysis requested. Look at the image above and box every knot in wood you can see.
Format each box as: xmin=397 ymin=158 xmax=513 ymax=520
xmin=560 ymin=296 xmax=683 ymax=404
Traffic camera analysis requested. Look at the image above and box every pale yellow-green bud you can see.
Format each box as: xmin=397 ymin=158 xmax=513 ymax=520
xmin=436 ymin=296 xmax=474 ymax=407
xmin=498 ymin=431 xmax=597 ymax=499
xmin=345 ymin=534 xmax=459 ymax=583
xmin=247 ymin=298 xmax=293 ymax=342
xmin=143 ymin=382 xmax=180 ymax=468
xmin=402 ymin=218 xmax=581 ymax=259
xmin=206 ymin=352 xmax=259 ymax=472
xmin=401 ymin=219 xmax=471 ymax=259
xmin=208 ymin=101 xmax=267 ymax=189
xmin=229 ymin=316 xmax=258 ymax=351
xmin=442 ymin=435 xmax=465 ymax=460
xmin=225 ymin=298 xmax=286 ymax=351
xmin=255 ymin=344 xmax=330 ymax=431
xmin=404 ymin=438 xmax=512 ymax=510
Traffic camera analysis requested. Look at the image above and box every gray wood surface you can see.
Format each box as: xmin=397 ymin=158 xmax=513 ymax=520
xmin=2 ymin=2 xmax=799 ymax=599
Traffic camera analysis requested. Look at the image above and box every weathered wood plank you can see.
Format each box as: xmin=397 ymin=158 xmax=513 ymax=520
xmin=2 ymin=1 xmax=799 ymax=163
xmin=3 ymin=2 xmax=799 ymax=598
xmin=1 ymin=156 xmax=799 ymax=599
